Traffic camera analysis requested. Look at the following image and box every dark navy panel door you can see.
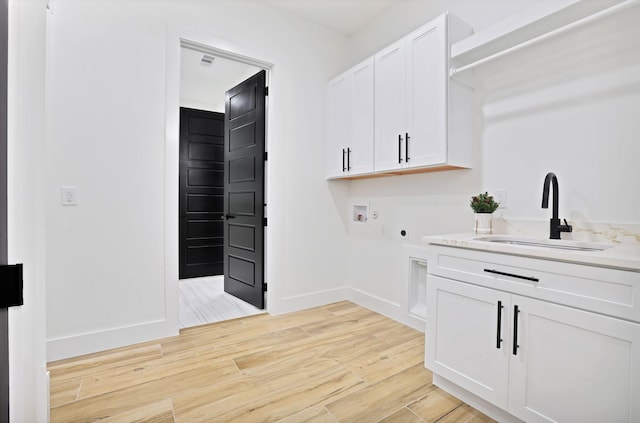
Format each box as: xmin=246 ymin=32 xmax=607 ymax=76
xmin=223 ymin=70 xmax=266 ymax=309
xmin=179 ymin=108 xmax=225 ymax=279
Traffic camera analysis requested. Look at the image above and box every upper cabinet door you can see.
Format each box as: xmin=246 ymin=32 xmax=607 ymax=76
xmin=374 ymin=39 xmax=407 ymax=173
xmin=405 ymin=16 xmax=448 ymax=167
xmin=326 ymin=58 xmax=374 ymax=178
xmin=349 ymin=58 xmax=375 ymax=175
xmin=326 ymin=72 xmax=352 ymax=178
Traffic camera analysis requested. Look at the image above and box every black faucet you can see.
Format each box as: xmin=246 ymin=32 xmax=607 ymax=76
xmin=541 ymin=172 xmax=572 ymax=240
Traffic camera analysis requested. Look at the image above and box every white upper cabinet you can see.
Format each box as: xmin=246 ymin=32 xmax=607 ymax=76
xmin=374 ymin=13 xmax=473 ymax=174
xmin=326 ymin=13 xmax=473 ymax=180
xmin=326 ymin=58 xmax=374 ymax=179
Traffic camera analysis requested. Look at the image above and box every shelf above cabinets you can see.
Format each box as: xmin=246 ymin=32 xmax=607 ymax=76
xmin=450 ymin=0 xmax=636 ymax=77
xmin=326 ymin=13 xmax=473 ymax=180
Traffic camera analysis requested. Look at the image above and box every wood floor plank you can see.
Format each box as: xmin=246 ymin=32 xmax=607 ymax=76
xmin=49 ymin=345 xmax=163 ymax=382
xmin=98 ymin=399 xmax=175 ymax=423
xmin=49 ymin=302 xmax=494 ymax=423
xmin=408 ymin=385 xmax=463 ymax=422
xmin=325 ymin=363 xmax=433 ymax=423
xmin=436 ymin=404 xmax=496 ymax=423
xmin=49 ymin=376 xmax=82 ymax=408
xmin=345 ymin=338 xmax=425 ymax=384
xmin=161 ymin=326 xmax=310 ymax=365
xmin=378 ymin=407 xmax=426 ymax=423
xmin=51 ymin=360 xmax=240 ymax=422
xmin=274 ymin=405 xmax=340 ymax=423
xmin=199 ymin=366 xmax=364 ymax=422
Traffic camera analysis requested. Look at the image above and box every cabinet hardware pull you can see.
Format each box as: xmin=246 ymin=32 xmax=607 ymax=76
xmin=347 ymin=148 xmax=351 ymax=171
xmin=484 ymin=268 xmax=539 ymax=282
xmin=405 ymin=133 xmax=410 ymax=162
xmin=342 ymin=148 xmax=346 ymax=172
xmin=398 ymin=134 xmax=403 ymax=164
xmin=221 ymin=214 xmax=236 ymax=220
xmin=513 ymin=305 xmax=520 ymax=355
xmin=496 ymin=300 xmax=503 ymax=349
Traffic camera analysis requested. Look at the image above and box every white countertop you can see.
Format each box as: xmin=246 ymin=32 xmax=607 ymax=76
xmin=423 ymin=233 xmax=640 ymax=272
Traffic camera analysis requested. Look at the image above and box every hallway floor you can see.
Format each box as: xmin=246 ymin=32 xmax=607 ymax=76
xmin=179 ymin=276 xmax=264 ymax=328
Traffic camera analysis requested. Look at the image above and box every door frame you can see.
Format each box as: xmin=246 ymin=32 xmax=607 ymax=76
xmin=164 ymin=30 xmax=274 ymax=333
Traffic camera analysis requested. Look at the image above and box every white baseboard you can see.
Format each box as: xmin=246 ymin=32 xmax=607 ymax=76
xmin=347 ymin=287 xmax=425 ymax=332
xmin=277 ymin=287 xmax=348 ymax=314
xmin=47 ymin=319 xmax=176 ymax=362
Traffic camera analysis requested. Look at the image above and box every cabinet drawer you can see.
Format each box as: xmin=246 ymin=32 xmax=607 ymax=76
xmin=428 ymin=246 xmax=640 ymax=323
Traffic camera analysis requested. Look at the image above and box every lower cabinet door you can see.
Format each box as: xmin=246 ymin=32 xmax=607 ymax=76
xmin=508 ymin=295 xmax=640 ymax=423
xmin=426 ymin=275 xmax=511 ymax=408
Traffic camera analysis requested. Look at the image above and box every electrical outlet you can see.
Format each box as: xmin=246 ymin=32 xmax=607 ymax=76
xmin=61 ymin=187 xmax=77 ymax=206
xmin=492 ymin=189 xmax=507 ymax=208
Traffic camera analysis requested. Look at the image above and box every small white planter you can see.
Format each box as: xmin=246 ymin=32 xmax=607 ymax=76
xmin=474 ymin=213 xmax=494 ymax=234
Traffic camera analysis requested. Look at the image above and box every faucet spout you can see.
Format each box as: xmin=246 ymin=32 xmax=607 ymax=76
xmin=541 ymin=172 xmax=572 ymax=239
xmin=541 ymin=172 xmax=559 ymax=220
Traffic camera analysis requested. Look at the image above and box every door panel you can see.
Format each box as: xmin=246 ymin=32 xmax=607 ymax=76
xmin=508 ymin=295 xmax=640 ymax=423
xmin=224 ymin=70 xmax=266 ymax=309
xmin=406 ymin=19 xmax=447 ymax=166
xmin=426 ymin=275 xmax=511 ymax=408
xmin=374 ymin=39 xmax=406 ymax=172
xmin=179 ymin=108 xmax=225 ymax=279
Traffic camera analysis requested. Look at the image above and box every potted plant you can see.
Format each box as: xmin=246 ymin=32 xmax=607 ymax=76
xmin=470 ymin=192 xmax=499 ymax=234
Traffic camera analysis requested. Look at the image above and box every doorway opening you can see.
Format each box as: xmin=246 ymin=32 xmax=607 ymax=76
xmin=178 ymin=42 xmax=269 ymax=328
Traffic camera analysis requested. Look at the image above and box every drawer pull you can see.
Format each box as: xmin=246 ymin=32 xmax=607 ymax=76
xmin=496 ymin=300 xmax=503 ymax=349
xmin=484 ymin=268 xmax=539 ymax=282
xmin=513 ymin=305 xmax=520 ymax=355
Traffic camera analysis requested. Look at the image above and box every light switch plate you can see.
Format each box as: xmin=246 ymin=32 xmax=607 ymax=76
xmin=61 ymin=186 xmax=77 ymax=206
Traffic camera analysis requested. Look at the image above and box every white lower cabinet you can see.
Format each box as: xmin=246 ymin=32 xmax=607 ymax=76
xmin=427 ymin=275 xmax=640 ymax=423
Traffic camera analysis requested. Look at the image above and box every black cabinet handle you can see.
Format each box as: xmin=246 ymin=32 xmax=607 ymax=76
xmin=513 ymin=305 xmax=520 ymax=355
xmin=405 ymin=133 xmax=410 ymax=162
xmin=347 ymin=148 xmax=351 ymax=171
xmin=221 ymin=214 xmax=236 ymax=220
xmin=342 ymin=148 xmax=346 ymax=172
xmin=398 ymin=135 xmax=403 ymax=164
xmin=496 ymin=300 xmax=503 ymax=349
xmin=484 ymin=269 xmax=539 ymax=282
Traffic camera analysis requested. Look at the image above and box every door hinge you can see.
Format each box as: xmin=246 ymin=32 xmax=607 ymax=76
xmin=264 ymin=86 xmax=269 ymax=96
xmin=264 ymin=151 xmax=268 ymax=161
xmin=263 ymin=217 xmax=268 ymax=226
xmin=263 ymin=283 xmax=268 ymax=292
xmin=0 ymin=264 xmax=24 ymax=308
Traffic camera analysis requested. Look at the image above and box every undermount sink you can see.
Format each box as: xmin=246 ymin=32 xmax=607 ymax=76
xmin=473 ymin=235 xmax=613 ymax=252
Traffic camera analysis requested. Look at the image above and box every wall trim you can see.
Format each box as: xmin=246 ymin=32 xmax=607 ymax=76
xmin=347 ymin=287 xmax=425 ymax=332
xmin=279 ymin=287 xmax=348 ymax=314
xmin=46 ymin=319 xmax=170 ymax=362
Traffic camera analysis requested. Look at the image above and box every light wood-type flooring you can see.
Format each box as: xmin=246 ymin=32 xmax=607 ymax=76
xmin=48 ymin=301 xmax=495 ymax=423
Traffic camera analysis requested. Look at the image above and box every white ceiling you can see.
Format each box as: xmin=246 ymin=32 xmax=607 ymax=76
xmin=180 ymin=0 xmax=407 ymax=110
xmin=262 ymin=0 xmax=407 ymax=35
xmin=180 ymin=48 xmax=262 ymax=113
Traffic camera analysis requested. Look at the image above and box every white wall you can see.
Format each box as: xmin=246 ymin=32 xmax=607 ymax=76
xmin=8 ymin=0 xmax=49 ymax=420
xmin=342 ymin=1 xmax=640 ymax=327
xmin=45 ymin=0 xmax=350 ymax=360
